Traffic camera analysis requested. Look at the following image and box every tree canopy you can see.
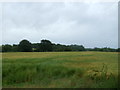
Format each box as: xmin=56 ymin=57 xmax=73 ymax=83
xmin=2 ymin=44 xmax=12 ymax=52
xmin=18 ymin=39 xmax=32 ymax=52
xmin=1 ymin=39 xmax=119 ymax=52
xmin=39 ymin=40 xmax=53 ymax=52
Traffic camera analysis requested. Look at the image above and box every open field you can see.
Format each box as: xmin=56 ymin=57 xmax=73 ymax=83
xmin=2 ymin=52 xmax=118 ymax=88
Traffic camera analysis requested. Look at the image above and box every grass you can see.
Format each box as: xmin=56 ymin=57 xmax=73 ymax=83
xmin=2 ymin=51 xmax=118 ymax=88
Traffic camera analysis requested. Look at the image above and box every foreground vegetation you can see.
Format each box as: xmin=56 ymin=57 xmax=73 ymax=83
xmin=2 ymin=52 xmax=118 ymax=88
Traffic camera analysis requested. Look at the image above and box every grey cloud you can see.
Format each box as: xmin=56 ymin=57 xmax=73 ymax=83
xmin=1 ymin=2 xmax=118 ymax=48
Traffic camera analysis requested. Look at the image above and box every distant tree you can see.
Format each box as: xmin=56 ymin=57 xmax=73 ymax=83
xmin=52 ymin=44 xmax=67 ymax=51
xmin=85 ymin=48 xmax=93 ymax=51
xmin=78 ymin=45 xmax=85 ymax=51
xmin=91 ymin=47 xmax=117 ymax=52
xmin=39 ymin=39 xmax=53 ymax=52
xmin=0 ymin=46 xmax=2 ymax=52
xmin=12 ymin=44 xmax=18 ymax=52
xmin=70 ymin=45 xmax=85 ymax=51
xmin=18 ymin=39 xmax=32 ymax=52
xmin=32 ymin=43 xmax=40 ymax=52
xmin=93 ymin=47 xmax=101 ymax=51
xmin=1 ymin=39 xmax=118 ymax=52
xmin=116 ymin=48 xmax=120 ymax=52
xmin=2 ymin=44 xmax=12 ymax=52
xmin=64 ymin=46 xmax=72 ymax=51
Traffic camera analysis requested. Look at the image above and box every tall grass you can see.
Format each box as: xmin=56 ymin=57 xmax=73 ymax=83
xmin=2 ymin=52 xmax=118 ymax=88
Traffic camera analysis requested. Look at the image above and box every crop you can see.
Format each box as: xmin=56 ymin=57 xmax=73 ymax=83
xmin=2 ymin=52 xmax=118 ymax=88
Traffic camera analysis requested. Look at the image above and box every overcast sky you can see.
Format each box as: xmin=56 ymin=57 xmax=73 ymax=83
xmin=0 ymin=2 xmax=118 ymax=48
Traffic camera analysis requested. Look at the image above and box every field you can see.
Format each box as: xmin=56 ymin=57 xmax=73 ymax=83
xmin=2 ymin=52 xmax=118 ymax=88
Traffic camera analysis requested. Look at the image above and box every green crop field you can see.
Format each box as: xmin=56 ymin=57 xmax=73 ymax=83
xmin=2 ymin=52 xmax=118 ymax=88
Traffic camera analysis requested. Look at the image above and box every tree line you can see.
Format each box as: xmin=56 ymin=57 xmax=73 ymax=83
xmin=1 ymin=39 xmax=120 ymax=52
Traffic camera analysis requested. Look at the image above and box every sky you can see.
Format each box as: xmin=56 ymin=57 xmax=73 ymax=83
xmin=0 ymin=2 xmax=118 ymax=48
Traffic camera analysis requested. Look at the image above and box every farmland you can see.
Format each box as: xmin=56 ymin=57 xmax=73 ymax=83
xmin=2 ymin=52 xmax=118 ymax=88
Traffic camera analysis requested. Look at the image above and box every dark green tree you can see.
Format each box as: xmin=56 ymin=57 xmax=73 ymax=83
xmin=18 ymin=39 xmax=32 ymax=52
xmin=70 ymin=45 xmax=85 ymax=51
xmin=32 ymin=43 xmax=40 ymax=52
xmin=0 ymin=46 xmax=2 ymax=52
xmin=78 ymin=45 xmax=85 ymax=51
xmin=52 ymin=44 xmax=67 ymax=51
xmin=2 ymin=44 xmax=12 ymax=52
xmin=12 ymin=44 xmax=18 ymax=52
xmin=116 ymin=48 xmax=120 ymax=52
xmin=39 ymin=39 xmax=53 ymax=52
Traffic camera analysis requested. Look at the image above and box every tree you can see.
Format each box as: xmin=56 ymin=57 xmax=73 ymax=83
xmin=64 ymin=46 xmax=72 ymax=51
xmin=78 ymin=45 xmax=85 ymax=51
xmin=116 ymin=48 xmax=120 ymax=52
xmin=18 ymin=39 xmax=32 ymax=52
xmin=52 ymin=44 xmax=67 ymax=51
xmin=12 ymin=44 xmax=18 ymax=52
xmin=2 ymin=44 xmax=12 ymax=52
xmin=0 ymin=46 xmax=2 ymax=52
xmin=32 ymin=43 xmax=40 ymax=52
xmin=70 ymin=45 xmax=85 ymax=51
xmin=39 ymin=39 xmax=53 ymax=52
xmin=93 ymin=47 xmax=101 ymax=51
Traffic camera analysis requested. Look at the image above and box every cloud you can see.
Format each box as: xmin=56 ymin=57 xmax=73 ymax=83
xmin=1 ymin=2 xmax=118 ymax=48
